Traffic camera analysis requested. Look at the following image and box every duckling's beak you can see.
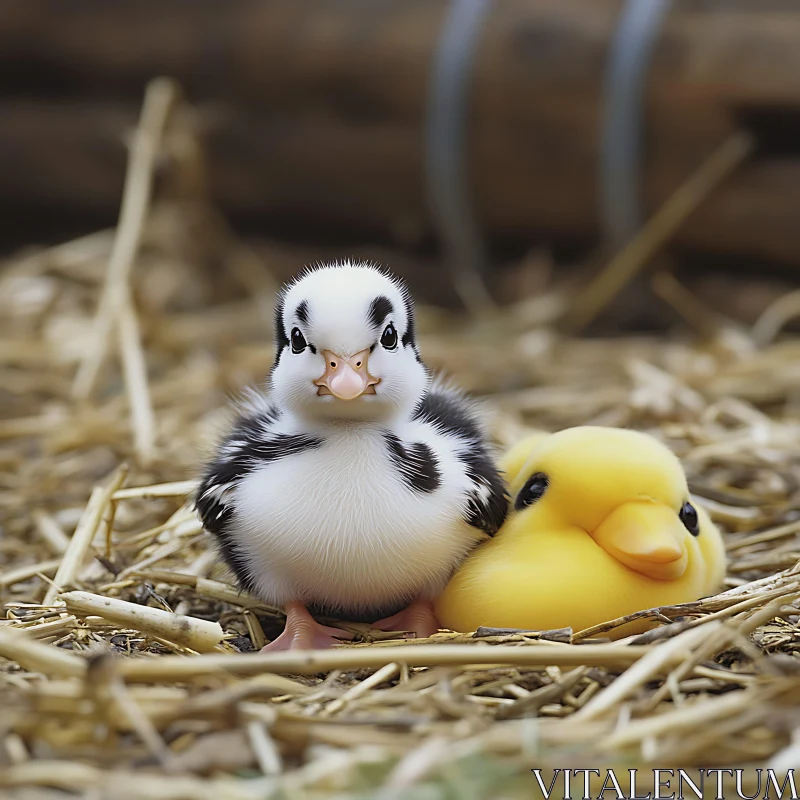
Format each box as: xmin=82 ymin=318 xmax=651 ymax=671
xmin=315 ymin=349 xmax=379 ymax=400
xmin=590 ymin=502 xmax=688 ymax=580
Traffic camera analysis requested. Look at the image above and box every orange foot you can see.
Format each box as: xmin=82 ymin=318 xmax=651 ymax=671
xmin=372 ymin=598 xmax=440 ymax=639
xmin=261 ymin=601 xmax=353 ymax=651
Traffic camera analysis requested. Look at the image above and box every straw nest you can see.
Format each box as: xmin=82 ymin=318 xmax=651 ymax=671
xmin=2 ymin=80 xmax=800 ymax=799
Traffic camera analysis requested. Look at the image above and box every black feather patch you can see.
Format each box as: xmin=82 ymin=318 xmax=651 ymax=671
xmin=273 ymin=291 xmax=289 ymax=367
xmin=383 ymin=432 xmax=441 ymax=494
xmin=195 ymin=414 xmax=323 ymax=591
xmin=401 ymin=291 xmax=416 ymax=349
xmin=413 ymin=389 xmax=509 ymax=535
xmin=212 ymin=520 xmax=256 ymax=594
xmin=195 ymin=462 xmax=255 ymax=592
xmin=368 ymin=295 xmax=394 ymax=329
xmin=295 ymin=300 xmax=309 ymax=325
xmin=412 ymin=390 xmax=482 ymax=442
xmin=238 ymin=432 xmax=324 ymax=466
xmin=462 ymin=449 xmax=509 ymax=535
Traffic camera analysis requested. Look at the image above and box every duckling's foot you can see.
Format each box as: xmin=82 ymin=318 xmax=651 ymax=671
xmin=372 ymin=599 xmax=440 ymax=639
xmin=261 ymin=602 xmax=353 ymax=651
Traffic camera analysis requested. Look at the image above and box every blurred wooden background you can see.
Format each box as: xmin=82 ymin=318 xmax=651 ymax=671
xmin=1 ymin=0 xmax=799 ymax=316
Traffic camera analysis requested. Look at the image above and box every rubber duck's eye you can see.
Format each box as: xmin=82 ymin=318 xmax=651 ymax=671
xmin=515 ymin=473 xmax=549 ymax=511
xmin=679 ymin=502 xmax=700 ymax=536
xmin=380 ymin=323 xmax=398 ymax=350
xmin=290 ymin=327 xmax=307 ymax=354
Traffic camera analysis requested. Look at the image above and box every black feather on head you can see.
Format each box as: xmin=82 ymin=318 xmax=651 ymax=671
xmin=273 ymin=290 xmax=289 ymax=366
xmin=368 ymin=295 xmax=394 ymax=330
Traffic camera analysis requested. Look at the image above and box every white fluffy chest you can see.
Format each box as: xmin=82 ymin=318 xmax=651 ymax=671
xmin=232 ymin=426 xmax=480 ymax=614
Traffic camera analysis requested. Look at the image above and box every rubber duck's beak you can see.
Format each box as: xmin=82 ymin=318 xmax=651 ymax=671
xmin=315 ymin=348 xmax=379 ymax=400
xmin=590 ymin=502 xmax=688 ymax=580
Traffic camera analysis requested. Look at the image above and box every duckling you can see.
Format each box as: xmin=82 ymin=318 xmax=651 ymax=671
xmin=436 ymin=427 xmax=726 ymax=638
xmin=195 ymin=261 xmax=508 ymax=650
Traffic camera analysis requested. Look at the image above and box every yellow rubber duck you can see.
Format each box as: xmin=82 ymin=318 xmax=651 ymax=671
xmin=436 ymin=427 xmax=726 ymax=638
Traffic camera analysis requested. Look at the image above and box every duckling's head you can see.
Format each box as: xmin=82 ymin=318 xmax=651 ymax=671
xmin=270 ymin=262 xmax=429 ymax=422
xmin=503 ymin=427 xmax=725 ymax=584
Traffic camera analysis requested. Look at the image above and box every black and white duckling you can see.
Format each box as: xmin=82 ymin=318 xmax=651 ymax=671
xmin=196 ymin=261 xmax=508 ymax=650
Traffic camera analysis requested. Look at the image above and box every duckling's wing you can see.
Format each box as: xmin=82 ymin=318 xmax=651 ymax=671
xmin=194 ymin=396 xmax=322 ymax=591
xmin=412 ymin=386 xmax=509 ymax=536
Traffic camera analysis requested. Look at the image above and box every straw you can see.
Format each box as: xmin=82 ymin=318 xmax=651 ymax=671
xmin=566 ymin=132 xmax=754 ymax=332
xmin=43 ymin=465 xmax=129 ymax=606
xmin=61 ymin=591 xmax=225 ymax=653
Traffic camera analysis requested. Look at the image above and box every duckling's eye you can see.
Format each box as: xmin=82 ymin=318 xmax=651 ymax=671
xmin=380 ymin=323 xmax=398 ymax=350
xmin=515 ymin=473 xmax=549 ymax=511
xmin=290 ymin=328 xmax=307 ymax=354
xmin=679 ymin=502 xmax=700 ymax=536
